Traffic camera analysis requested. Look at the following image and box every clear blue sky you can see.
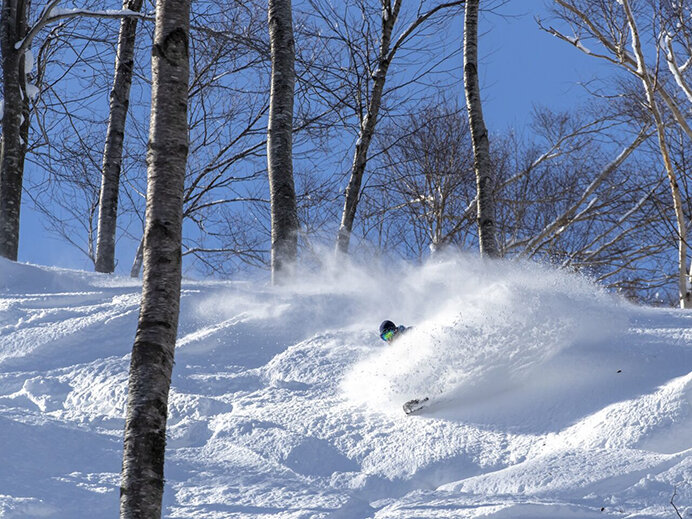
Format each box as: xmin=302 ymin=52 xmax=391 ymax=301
xmin=480 ymin=2 xmax=609 ymax=130
xmin=17 ymin=1 xmax=609 ymax=273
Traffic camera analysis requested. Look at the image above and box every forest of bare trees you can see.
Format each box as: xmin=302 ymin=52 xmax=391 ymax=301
xmin=0 ymin=3 xmax=690 ymax=304
xmin=1 ymin=2 xmax=690 ymax=285
xmin=2 ymin=0 xmax=685 ymax=304
xmin=0 ymin=0 xmax=687 ymax=305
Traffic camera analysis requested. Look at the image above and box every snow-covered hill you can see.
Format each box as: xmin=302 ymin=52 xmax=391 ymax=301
xmin=0 ymin=256 xmax=690 ymax=518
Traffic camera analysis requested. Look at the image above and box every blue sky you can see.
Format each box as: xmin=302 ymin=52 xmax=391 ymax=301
xmin=18 ymin=1 xmax=610 ymax=273
xmin=480 ymin=2 xmax=609 ymax=130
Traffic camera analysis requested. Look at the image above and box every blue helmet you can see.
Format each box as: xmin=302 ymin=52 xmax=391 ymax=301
xmin=379 ymin=320 xmax=396 ymax=335
xmin=379 ymin=320 xmax=397 ymax=342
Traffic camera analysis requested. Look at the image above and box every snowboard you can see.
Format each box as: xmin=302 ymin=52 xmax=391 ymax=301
xmin=403 ymin=397 xmax=429 ymax=415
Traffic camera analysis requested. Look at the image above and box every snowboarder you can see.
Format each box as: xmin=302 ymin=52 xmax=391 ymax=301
xmin=379 ymin=320 xmax=428 ymax=414
xmin=379 ymin=320 xmax=409 ymax=343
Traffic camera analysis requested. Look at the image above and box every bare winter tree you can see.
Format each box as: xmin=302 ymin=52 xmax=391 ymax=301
xmin=267 ymin=0 xmax=299 ymax=283
xmin=545 ymin=0 xmax=692 ymax=306
xmin=25 ymin=1 xmax=278 ymax=276
xmin=334 ymin=0 xmax=402 ymax=255
xmin=367 ymin=102 xmax=476 ymax=257
xmin=20 ymin=8 xmax=150 ymax=268
xmin=120 ymin=0 xmax=190 ymax=516
xmin=326 ymin=0 xmax=464 ymax=255
xmin=165 ymin=1 xmax=350 ymax=276
xmin=463 ymin=0 xmax=498 ymax=257
xmin=511 ymin=126 xmax=651 ymax=259
xmin=497 ymin=107 xmax=668 ymax=302
xmin=0 ymin=0 xmax=30 ymax=260
xmin=619 ymin=0 xmax=689 ymax=307
xmin=0 ymin=1 xmax=147 ymax=262
xmin=94 ymin=0 xmax=144 ymax=274
xmin=365 ymin=98 xmax=667 ymax=301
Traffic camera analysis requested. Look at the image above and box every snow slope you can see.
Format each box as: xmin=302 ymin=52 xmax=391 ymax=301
xmin=0 ymin=255 xmax=690 ymax=518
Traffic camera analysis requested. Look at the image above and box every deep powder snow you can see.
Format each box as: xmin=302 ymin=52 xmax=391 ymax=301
xmin=0 ymin=255 xmax=690 ymax=518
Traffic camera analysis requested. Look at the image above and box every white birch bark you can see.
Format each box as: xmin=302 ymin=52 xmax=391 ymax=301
xmin=551 ymin=0 xmax=692 ymax=154
xmin=130 ymin=234 xmax=144 ymax=278
xmin=119 ymin=0 xmax=190 ymax=515
xmin=548 ymin=0 xmax=692 ymax=305
xmin=267 ymin=0 xmax=299 ymax=283
xmin=620 ymin=0 xmax=691 ymax=308
xmin=0 ymin=0 xmax=29 ymax=261
xmin=463 ymin=0 xmax=499 ymax=258
xmin=95 ymin=0 xmax=144 ymax=273
xmin=0 ymin=1 xmax=146 ymax=263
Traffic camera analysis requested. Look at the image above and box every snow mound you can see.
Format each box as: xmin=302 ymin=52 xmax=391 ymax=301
xmin=0 ymin=257 xmax=139 ymax=294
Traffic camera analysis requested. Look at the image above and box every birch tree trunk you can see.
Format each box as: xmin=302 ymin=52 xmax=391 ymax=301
xmin=119 ymin=0 xmax=190 ymax=516
xmin=267 ymin=0 xmax=299 ymax=283
xmin=547 ymin=1 xmax=692 ymax=305
xmin=463 ymin=0 xmax=499 ymax=258
xmin=94 ymin=0 xmax=144 ymax=273
xmin=0 ymin=0 xmax=29 ymax=261
xmin=335 ymin=0 xmax=402 ymax=255
xmin=620 ymin=0 xmax=691 ymax=308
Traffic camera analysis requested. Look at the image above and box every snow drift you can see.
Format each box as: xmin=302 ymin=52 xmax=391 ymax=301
xmin=0 ymin=255 xmax=690 ymax=518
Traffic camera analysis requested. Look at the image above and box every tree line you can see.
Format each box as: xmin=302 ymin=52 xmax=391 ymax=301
xmin=2 ymin=1 xmax=689 ymax=306
xmin=2 ymin=0 xmax=692 ymax=516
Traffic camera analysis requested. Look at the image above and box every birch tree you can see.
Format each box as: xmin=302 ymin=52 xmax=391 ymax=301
xmin=372 ymin=102 xmax=477 ymax=257
xmin=364 ymin=99 xmax=665 ymax=300
xmin=546 ymin=0 xmax=692 ymax=307
xmin=329 ymin=0 xmax=464 ymax=255
xmin=510 ymin=126 xmax=651 ymax=259
xmin=463 ymin=0 xmax=499 ymax=258
xmin=24 ymin=1 xmax=326 ymax=277
xmin=0 ymin=1 xmax=146 ymax=262
xmin=120 ymin=0 xmax=190 ymax=515
xmin=94 ymin=0 xmax=144 ymax=273
xmin=0 ymin=0 xmax=30 ymax=260
xmin=267 ymin=0 xmax=299 ymax=283
xmin=621 ymin=0 xmax=690 ymax=308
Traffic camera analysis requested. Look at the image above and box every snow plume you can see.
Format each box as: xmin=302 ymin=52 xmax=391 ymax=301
xmin=192 ymin=251 xmax=627 ymax=416
xmin=339 ymin=254 xmax=628 ymax=414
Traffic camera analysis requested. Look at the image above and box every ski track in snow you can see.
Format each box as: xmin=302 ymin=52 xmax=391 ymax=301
xmin=0 ymin=256 xmax=691 ymax=518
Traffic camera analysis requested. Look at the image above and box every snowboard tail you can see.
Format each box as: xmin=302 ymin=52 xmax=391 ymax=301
xmin=403 ymin=397 xmax=429 ymax=415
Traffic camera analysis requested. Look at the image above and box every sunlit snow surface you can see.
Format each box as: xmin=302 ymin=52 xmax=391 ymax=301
xmin=0 ymin=255 xmax=690 ymax=518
